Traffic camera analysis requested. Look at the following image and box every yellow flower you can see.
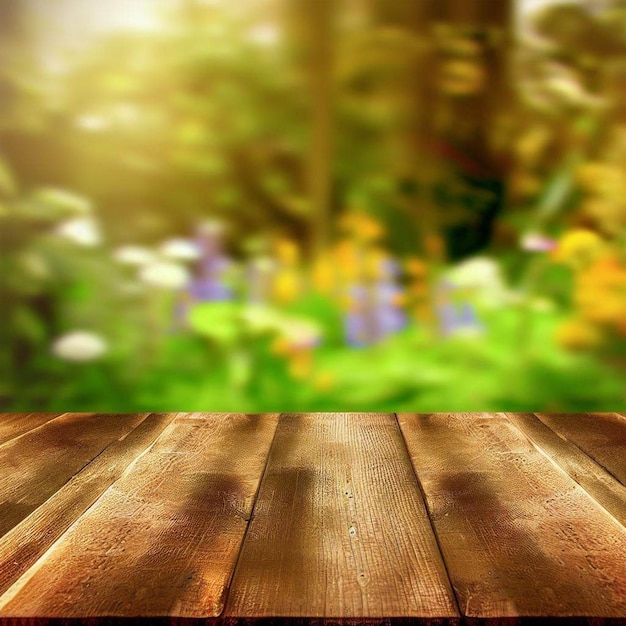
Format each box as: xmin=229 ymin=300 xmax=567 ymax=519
xmin=340 ymin=212 xmax=383 ymax=242
xmin=275 ymin=238 xmax=300 ymax=265
xmin=576 ymin=162 xmax=624 ymax=195
xmin=314 ymin=371 xmax=334 ymax=391
xmin=333 ymin=240 xmax=361 ymax=282
xmin=271 ymin=336 xmax=291 ymax=356
xmin=288 ymin=349 xmax=312 ymax=380
xmin=582 ymin=198 xmax=626 ymax=237
xmin=364 ymin=248 xmax=387 ymax=280
xmin=273 ymin=271 xmax=300 ymax=304
xmin=574 ymin=255 xmax=626 ymax=327
xmin=415 ymin=302 xmax=434 ymax=322
xmin=556 ymin=319 xmax=604 ymax=351
xmin=514 ymin=126 xmax=550 ymax=165
xmin=310 ymin=256 xmax=334 ymax=294
xmin=553 ymin=229 xmax=605 ymax=268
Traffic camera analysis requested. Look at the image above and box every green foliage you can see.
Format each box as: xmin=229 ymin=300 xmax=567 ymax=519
xmin=2 ymin=0 xmax=626 ymax=412
xmin=188 ymin=302 xmax=242 ymax=346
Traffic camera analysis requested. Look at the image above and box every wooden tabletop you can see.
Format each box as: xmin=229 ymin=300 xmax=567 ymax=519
xmin=0 ymin=412 xmax=625 ymax=626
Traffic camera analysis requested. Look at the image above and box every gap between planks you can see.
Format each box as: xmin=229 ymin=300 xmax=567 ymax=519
xmin=392 ymin=412 xmax=463 ymax=618
xmin=0 ymin=413 xmax=177 ymax=599
xmin=0 ymin=414 xmax=280 ymax=618
xmin=505 ymin=413 xmax=626 ymax=530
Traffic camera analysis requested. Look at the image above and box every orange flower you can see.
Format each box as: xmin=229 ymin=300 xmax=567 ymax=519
xmin=339 ymin=212 xmax=383 ymax=242
xmin=424 ymin=233 xmax=445 ymax=260
xmin=288 ymin=349 xmax=312 ymax=380
xmin=575 ymin=255 xmax=626 ymax=327
xmin=406 ymin=257 xmax=428 ymax=278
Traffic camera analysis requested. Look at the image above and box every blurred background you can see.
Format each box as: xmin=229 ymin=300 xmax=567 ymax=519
xmin=1 ymin=0 xmax=625 ymax=412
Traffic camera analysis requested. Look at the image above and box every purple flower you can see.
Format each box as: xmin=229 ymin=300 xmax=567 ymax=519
xmin=344 ymin=284 xmax=370 ymax=347
xmin=435 ymin=280 xmax=484 ymax=338
xmin=373 ymin=281 xmax=407 ymax=338
xmin=342 ymin=256 xmax=408 ymax=347
xmin=188 ymin=221 xmax=233 ymax=302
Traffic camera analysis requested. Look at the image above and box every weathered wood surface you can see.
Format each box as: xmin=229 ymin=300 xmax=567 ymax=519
xmin=0 ymin=413 xmax=149 ymax=538
xmin=0 ymin=414 xmax=62 ymax=446
xmin=397 ymin=412 xmax=626 ymax=619
xmin=225 ymin=413 xmax=459 ymax=619
xmin=0 ymin=413 xmax=279 ymax=618
xmin=507 ymin=412 xmax=626 ymax=529
xmin=0 ymin=412 xmax=176 ymax=596
xmin=0 ymin=412 xmax=625 ymax=625
xmin=535 ymin=412 xmax=626 ymax=487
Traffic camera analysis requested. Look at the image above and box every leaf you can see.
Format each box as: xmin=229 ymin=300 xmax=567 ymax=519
xmin=188 ymin=302 xmax=241 ymax=345
xmin=240 ymin=304 xmax=284 ymax=334
xmin=13 ymin=306 xmax=47 ymax=344
xmin=30 ymin=188 xmax=93 ymax=218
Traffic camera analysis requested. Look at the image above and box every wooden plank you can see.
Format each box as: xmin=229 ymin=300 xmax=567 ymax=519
xmin=398 ymin=412 xmax=626 ymax=620
xmin=507 ymin=412 xmax=626 ymax=529
xmin=225 ymin=413 xmax=459 ymax=620
xmin=0 ymin=413 xmax=279 ymax=618
xmin=535 ymin=412 xmax=626 ymax=487
xmin=0 ymin=414 xmax=63 ymax=446
xmin=0 ymin=412 xmax=176 ymax=597
xmin=0 ymin=413 xmax=149 ymax=538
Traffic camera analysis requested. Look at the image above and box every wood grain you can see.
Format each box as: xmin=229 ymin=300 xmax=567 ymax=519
xmin=0 ymin=413 xmax=279 ymax=618
xmin=506 ymin=412 xmax=626 ymax=529
xmin=0 ymin=412 xmax=176 ymax=596
xmin=225 ymin=413 xmax=459 ymax=620
xmin=535 ymin=413 xmax=626 ymax=487
xmin=398 ymin=412 xmax=626 ymax=619
xmin=0 ymin=413 xmax=149 ymax=538
xmin=0 ymin=414 xmax=63 ymax=446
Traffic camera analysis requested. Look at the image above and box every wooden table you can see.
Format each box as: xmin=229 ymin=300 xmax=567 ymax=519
xmin=0 ymin=412 xmax=625 ymax=625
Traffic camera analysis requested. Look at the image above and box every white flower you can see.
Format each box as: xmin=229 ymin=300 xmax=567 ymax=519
xmin=139 ymin=261 xmax=190 ymax=289
xmin=56 ymin=218 xmax=101 ymax=247
xmin=52 ymin=331 xmax=108 ymax=362
xmin=447 ymin=257 xmax=502 ymax=290
xmin=446 ymin=257 xmax=511 ymax=309
xmin=113 ymin=245 xmax=156 ymax=267
xmin=281 ymin=319 xmax=322 ymax=349
xmin=159 ymin=238 xmax=201 ymax=262
xmin=520 ymin=231 xmax=557 ymax=252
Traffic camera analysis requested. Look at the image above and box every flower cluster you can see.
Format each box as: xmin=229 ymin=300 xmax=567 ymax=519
xmin=187 ymin=221 xmax=233 ymax=302
xmin=554 ymin=230 xmax=626 ymax=351
xmin=314 ymin=213 xmax=408 ymax=347
xmin=576 ymin=151 xmax=626 ymax=238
